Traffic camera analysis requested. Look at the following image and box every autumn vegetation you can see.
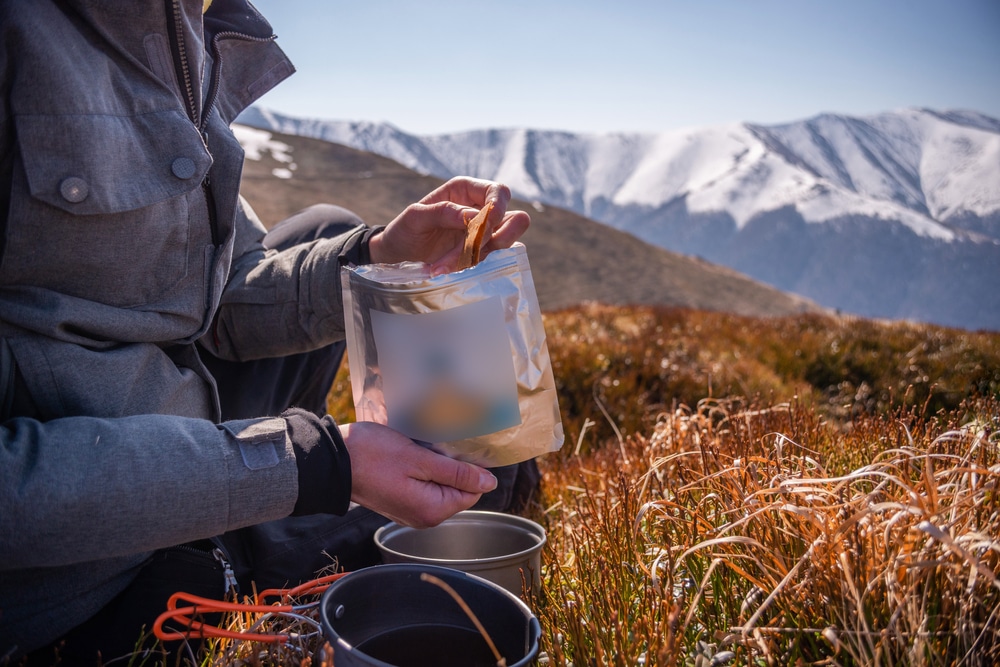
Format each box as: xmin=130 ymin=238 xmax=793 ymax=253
xmin=146 ymin=304 xmax=1000 ymax=665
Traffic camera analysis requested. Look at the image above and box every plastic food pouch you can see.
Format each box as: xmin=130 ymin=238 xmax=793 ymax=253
xmin=341 ymin=242 xmax=564 ymax=467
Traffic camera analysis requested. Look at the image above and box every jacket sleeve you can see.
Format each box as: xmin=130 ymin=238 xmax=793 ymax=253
xmin=0 ymin=412 xmax=299 ymax=569
xmin=204 ymin=197 xmax=378 ymax=362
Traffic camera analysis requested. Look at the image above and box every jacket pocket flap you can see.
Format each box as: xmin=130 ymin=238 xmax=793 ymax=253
xmin=223 ymin=417 xmax=289 ymax=471
xmin=17 ymin=110 xmax=213 ymax=215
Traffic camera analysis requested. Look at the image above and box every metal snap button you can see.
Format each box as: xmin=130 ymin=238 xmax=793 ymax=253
xmin=171 ymin=156 xmax=197 ymax=180
xmin=59 ymin=176 xmax=89 ymax=203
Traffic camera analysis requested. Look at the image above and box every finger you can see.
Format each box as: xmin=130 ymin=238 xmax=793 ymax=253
xmin=485 ymin=209 xmax=531 ymax=252
xmin=418 ymin=177 xmax=481 ymax=206
xmin=429 ymin=247 xmax=463 ymax=276
xmin=424 ymin=203 xmax=488 ymax=274
xmin=483 ymin=181 xmax=512 ymax=214
xmin=421 ymin=177 xmax=511 ymax=211
xmin=400 ymin=201 xmax=468 ymax=232
xmin=441 ymin=459 xmax=497 ymax=495
xmin=429 ymin=208 xmax=529 ymax=274
xmin=453 ymin=182 xmax=512 ymax=250
xmin=395 ymin=456 xmax=495 ymax=527
xmin=391 ymin=487 xmax=481 ymax=528
xmin=399 ymin=436 xmax=497 ymax=494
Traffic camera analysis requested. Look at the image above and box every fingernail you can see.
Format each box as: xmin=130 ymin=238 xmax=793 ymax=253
xmin=481 ymin=471 xmax=498 ymax=491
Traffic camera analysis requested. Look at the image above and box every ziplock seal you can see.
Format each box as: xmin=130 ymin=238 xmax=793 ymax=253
xmin=345 ymin=251 xmax=521 ymax=296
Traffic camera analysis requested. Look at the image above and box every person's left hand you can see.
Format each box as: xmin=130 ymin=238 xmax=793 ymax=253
xmin=367 ymin=177 xmax=530 ymax=274
xmin=339 ymin=421 xmax=497 ymax=528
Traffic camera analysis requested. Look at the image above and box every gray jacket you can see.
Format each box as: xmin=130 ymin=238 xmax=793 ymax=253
xmin=0 ymin=0 xmax=364 ymax=654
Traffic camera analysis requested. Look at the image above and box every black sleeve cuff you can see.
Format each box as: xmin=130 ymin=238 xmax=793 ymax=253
xmin=282 ymin=407 xmax=352 ymax=516
xmin=338 ymin=225 xmax=384 ymax=269
xmin=357 ymin=225 xmax=382 ymax=265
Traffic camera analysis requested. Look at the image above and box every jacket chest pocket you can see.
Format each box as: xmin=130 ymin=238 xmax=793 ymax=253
xmin=5 ymin=111 xmax=215 ymax=308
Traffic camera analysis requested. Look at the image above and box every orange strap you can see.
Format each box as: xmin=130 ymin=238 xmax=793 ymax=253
xmin=153 ymin=572 xmax=349 ymax=643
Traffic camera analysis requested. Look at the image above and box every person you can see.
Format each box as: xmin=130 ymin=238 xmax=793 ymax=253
xmin=0 ymin=0 xmax=536 ymax=663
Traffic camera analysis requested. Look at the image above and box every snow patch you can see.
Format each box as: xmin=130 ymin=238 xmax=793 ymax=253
xmin=232 ymin=124 xmax=297 ymax=179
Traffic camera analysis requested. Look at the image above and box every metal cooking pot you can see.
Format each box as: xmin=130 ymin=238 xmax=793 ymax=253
xmin=374 ymin=510 xmax=545 ymax=597
xmin=319 ymin=563 xmax=541 ymax=666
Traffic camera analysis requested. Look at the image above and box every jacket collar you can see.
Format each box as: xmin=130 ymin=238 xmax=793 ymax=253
xmin=55 ymin=0 xmax=292 ymax=124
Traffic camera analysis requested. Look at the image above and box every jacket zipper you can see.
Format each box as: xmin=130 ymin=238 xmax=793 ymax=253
xmin=166 ymin=0 xmax=220 ymax=245
xmin=166 ymin=0 xmax=200 ymax=128
xmin=202 ymin=30 xmax=276 ymax=133
xmin=165 ymin=3 xmax=279 ymax=249
xmin=213 ymin=547 xmax=240 ymax=596
xmin=171 ymin=543 xmax=240 ymax=597
xmin=198 ymin=29 xmax=276 ymax=251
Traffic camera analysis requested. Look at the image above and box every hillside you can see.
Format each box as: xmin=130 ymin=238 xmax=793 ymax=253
xmin=236 ymin=125 xmax=821 ymax=317
xmin=239 ymin=107 xmax=1000 ymax=331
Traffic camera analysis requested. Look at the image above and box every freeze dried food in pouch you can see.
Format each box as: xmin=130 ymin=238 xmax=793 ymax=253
xmin=457 ymin=201 xmax=493 ymax=270
xmin=341 ymin=242 xmax=563 ymax=467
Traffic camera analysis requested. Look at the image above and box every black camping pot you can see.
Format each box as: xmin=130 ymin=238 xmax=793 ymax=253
xmin=319 ymin=563 xmax=541 ymax=667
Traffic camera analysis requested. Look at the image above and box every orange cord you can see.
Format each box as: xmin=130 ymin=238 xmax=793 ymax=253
xmin=153 ymin=572 xmax=349 ymax=644
xmin=258 ymin=572 xmax=348 ymax=604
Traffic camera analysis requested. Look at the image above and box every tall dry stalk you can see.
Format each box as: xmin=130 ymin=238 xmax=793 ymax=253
xmin=537 ymin=397 xmax=1000 ymax=666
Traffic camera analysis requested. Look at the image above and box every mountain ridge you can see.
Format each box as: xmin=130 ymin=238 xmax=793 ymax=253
xmin=237 ymin=107 xmax=1000 ymax=331
xmin=233 ymin=125 xmax=822 ymax=319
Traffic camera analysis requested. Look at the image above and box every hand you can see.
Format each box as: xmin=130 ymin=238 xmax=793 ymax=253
xmin=367 ymin=176 xmax=531 ymax=274
xmin=339 ymin=421 xmax=498 ymax=528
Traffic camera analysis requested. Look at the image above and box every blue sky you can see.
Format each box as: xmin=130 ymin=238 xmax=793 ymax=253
xmin=248 ymin=0 xmax=1000 ymax=135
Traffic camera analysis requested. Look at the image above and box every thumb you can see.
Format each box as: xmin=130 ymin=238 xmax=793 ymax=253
xmin=441 ymin=459 xmax=498 ymax=494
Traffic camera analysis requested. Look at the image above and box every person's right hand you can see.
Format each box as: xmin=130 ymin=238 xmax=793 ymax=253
xmin=339 ymin=421 xmax=497 ymax=528
xmin=367 ymin=177 xmax=530 ymax=275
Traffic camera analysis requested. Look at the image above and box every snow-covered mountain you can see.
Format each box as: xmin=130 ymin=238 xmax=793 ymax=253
xmin=237 ymin=107 xmax=1000 ymax=331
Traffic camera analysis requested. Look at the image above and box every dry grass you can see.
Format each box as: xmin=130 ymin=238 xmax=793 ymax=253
xmin=536 ymin=395 xmax=999 ymax=666
xmin=132 ymin=304 xmax=999 ymax=666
